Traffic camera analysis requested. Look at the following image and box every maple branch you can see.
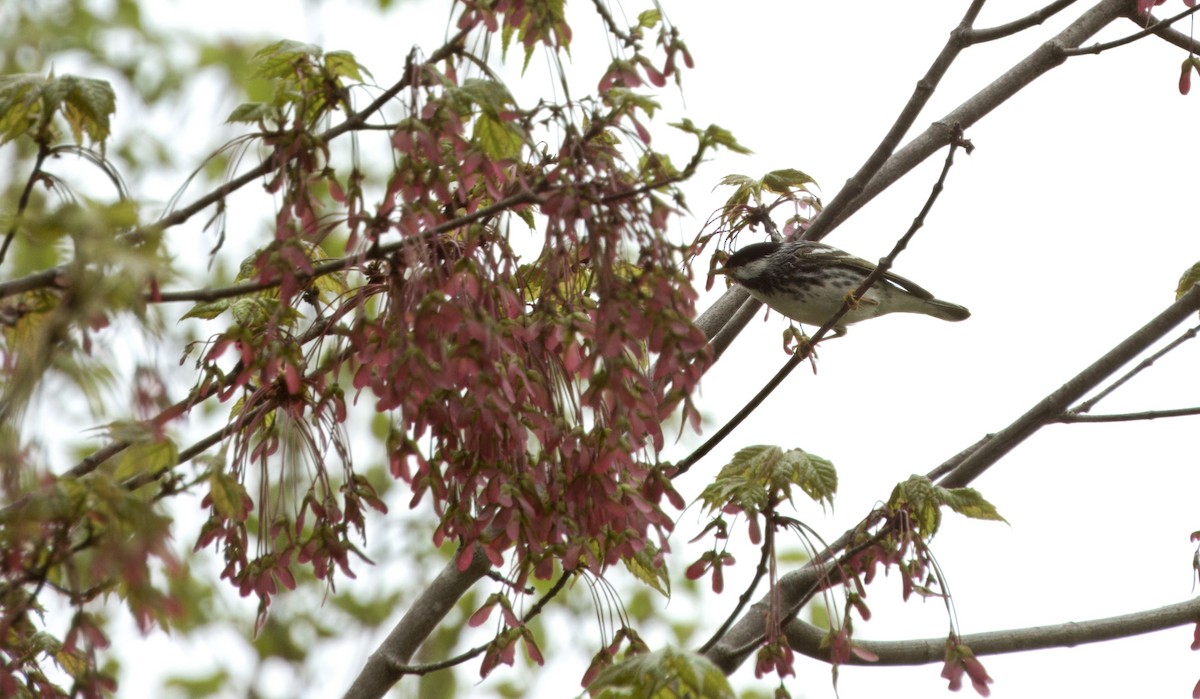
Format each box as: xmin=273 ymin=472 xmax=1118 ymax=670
xmin=677 ymin=131 xmax=965 ymax=477
xmin=152 ymin=189 xmax=542 ymax=304
xmin=1062 ymin=3 xmax=1200 ymax=55
xmin=1071 ymin=322 xmax=1200 ymax=414
xmin=342 ymin=546 xmax=492 ymax=699
xmin=802 ymin=0 xmax=984 ymax=243
xmin=939 ymin=281 xmax=1200 ymax=488
xmin=700 ymin=282 xmax=1200 ymax=674
xmin=1055 ymin=406 xmax=1200 ymax=423
xmin=374 ymin=569 xmax=573 ymax=679
xmin=968 ymin=0 xmax=1080 ymax=42
xmin=784 ymin=596 xmax=1200 ymax=665
xmin=1129 ymin=6 xmax=1200 ymax=52
xmin=815 ymin=0 xmax=1126 ymax=235
xmin=0 ymin=144 xmax=49 ymax=266
xmin=0 ymin=27 xmax=472 ymax=302
xmin=695 ymin=0 xmax=1127 ymax=377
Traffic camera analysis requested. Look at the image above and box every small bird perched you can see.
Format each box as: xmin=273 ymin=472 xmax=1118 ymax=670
xmin=715 ymin=240 xmax=970 ymax=335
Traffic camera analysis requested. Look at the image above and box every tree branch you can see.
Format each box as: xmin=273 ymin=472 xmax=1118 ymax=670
xmin=969 ymin=0 xmax=1080 ymax=43
xmin=676 ymin=132 xmax=966 ymax=477
xmin=0 ymin=145 xmax=50 ymax=266
xmin=694 ymin=0 xmax=1126 ymax=384
xmin=785 ymin=596 xmax=1200 ymax=666
xmin=342 ymin=545 xmax=493 ymax=699
xmin=1128 ymin=6 xmax=1200 ymax=53
xmin=1055 ymin=406 xmax=1200 ymax=423
xmin=699 ymin=281 xmax=1200 ymax=674
xmin=1062 ymin=3 xmax=1200 ymax=55
xmin=1072 ymin=323 xmax=1200 ymax=414
xmin=152 ymin=189 xmax=542 ymax=304
xmin=0 ymin=27 xmax=472 ymax=303
xmin=802 ymin=1 xmax=985 ymax=243
xmin=939 ymin=281 xmax=1200 ymax=488
xmin=816 ymin=0 xmax=1126 ymax=235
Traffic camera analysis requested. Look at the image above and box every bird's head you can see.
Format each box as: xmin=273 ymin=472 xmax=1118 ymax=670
xmin=714 ymin=241 xmax=782 ymax=283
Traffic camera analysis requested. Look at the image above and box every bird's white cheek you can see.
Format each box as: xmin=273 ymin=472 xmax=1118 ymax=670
xmin=736 ymin=257 xmax=772 ymax=281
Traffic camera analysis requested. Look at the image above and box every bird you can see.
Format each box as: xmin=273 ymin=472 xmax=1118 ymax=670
xmin=714 ymin=240 xmax=970 ymax=335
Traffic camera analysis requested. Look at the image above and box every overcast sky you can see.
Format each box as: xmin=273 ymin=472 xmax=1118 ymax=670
xmin=109 ymin=1 xmax=1200 ymax=697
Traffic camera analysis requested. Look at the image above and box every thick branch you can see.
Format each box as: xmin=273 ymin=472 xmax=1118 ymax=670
xmin=695 ymin=0 xmax=1126 ymax=375
xmin=1073 ymin=323 xmax=1200 ymax=414
xmin=939 ymin=282 xmax=1200 ymax=488
xmin=1063 ymin=3 xmax=1200 ymax=55
xmin=802 ymin=1 xmax=984 ymax=243
xmin=700 ymin=281 xmax=1200 ymax=673
xmin=1129 ymin=7 xmax=1200 ymax=52
xmin=785 ymin=596 xmax=1200 ymax=666
xmin=343 ymin=545 xmax=492 ymax=699
xmin=817 ymin=0 xmax=1126 ymax=234
xmin=677 ymin=133 xmax=966 ymax=477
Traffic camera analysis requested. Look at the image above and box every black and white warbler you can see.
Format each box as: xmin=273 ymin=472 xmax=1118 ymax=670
xmin=715 ymin=240 xmax=970 ymax=335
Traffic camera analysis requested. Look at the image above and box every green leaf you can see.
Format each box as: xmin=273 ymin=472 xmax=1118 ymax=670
xmin=889 ymin=475 xmax=942 ymax=535
xmin=0 ymin=74 xmax=49 ymax=144
xmin=940 ymin=487 xmax=1007 ymax=523
xmin=1176 ymin=261 xmax=1200 ymax=299
xmin=761 ymin=168 xmax=816 ymax=194
xmin=637 ymin=10 xmax=662 ymax=29
xmin=113 ymin=434 xmax=178 ymax=483
xmin=888 ymin=475 xmax=1006 ymax=536
xmin=208 ymin=470 xmax=251 ymax=521
xmin=226 ymin=102 xmax=282 ymax=125
xmin=324 ymin=50 xmax=371 ymax=81
xmin=671 ymin=119 xmax=748 ymax=154
xmin=701 ymin=123 xmax=749 ymax=154
xmin=251 ymin=40 xmax=323 ymax=79
xmin=164 ymin=669 xmax=231 ymax=699
xmin=0 ymin=73 xmax=115 ymax=146
xmin=55 ymin=75 xmax=116 ymax=145
xmin=602 ymin=87 xmax=661 ymax=118
xmin=587 ymin=647 xmax=734 ymax=699
xmin=698 ymin=444 xmax=836 ymax=516
xmin=474 ymin=113 xmax=525 ymax=160
xmin=622 ymin=540 xmax=670 ymax=597
xmin=453 ymin=78 xmax=516 ymax=118
xmin=182 ymin=299 xmax=232 ymax=320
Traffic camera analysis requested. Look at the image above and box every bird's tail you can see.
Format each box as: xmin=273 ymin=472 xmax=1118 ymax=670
xmin=924 ymin=298 xmax=971 ymax=322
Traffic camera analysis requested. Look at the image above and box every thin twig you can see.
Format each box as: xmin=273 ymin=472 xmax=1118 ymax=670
xmin=1072 ymin=323 xmax=1200 ymax=414
xmin=0 ymin=28 xmax=472 ymax=302
xmin=152 ymin=189 xmax=541 ymax=304
xmin=1062 ymin=3 xmax=1200 ymax=56
xmin=968 ymin=0 xmax=1079 ymax=43
xmin=785 ymin=595 xmax=1200 ymax=665
xmin=1055 ymin=406 xmax=1200 ymax=423
xmin=674 ymin=132 xmax=966 ymax=478
xmin=801 ymin=1 xmax=983 ymax=243
xmin=697 ymin=518 xmax=773 ymax=655
xmin=0 ymin=146 xmax=50 ymax=266
xmin=1126 ymin=7 xmax=1200 ymax=53
xmin=939 ymin=282 xmax=1200 ymax=489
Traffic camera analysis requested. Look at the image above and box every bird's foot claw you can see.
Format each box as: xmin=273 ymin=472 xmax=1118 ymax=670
xmin=783 ymin=327 xmax=820 ymax=372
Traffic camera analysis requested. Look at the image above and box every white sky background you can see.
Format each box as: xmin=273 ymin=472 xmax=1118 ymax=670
xmin=103 ymin=0 xmax=1200 ymax=697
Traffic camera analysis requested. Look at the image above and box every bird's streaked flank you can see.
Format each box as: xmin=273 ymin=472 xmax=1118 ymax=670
xmin=716 ymin=240 xmax=970 ymax=335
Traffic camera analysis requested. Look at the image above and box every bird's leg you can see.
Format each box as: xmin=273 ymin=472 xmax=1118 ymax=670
xmin=782 ymin=325 xmax=820 ymax=373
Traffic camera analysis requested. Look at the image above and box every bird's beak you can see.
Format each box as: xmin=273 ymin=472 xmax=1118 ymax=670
xmin=712 ymin=265 xmax=729 ymax=276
